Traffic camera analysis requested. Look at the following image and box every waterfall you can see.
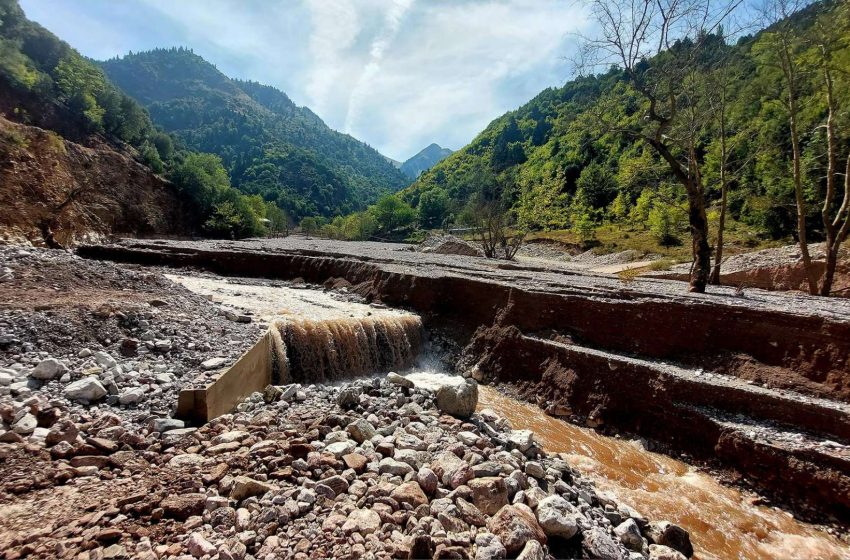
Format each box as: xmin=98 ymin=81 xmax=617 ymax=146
xmin=271 ymin=315 xmax=423 ymax=383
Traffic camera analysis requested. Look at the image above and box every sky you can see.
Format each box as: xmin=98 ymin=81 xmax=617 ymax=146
xmin=19 ymin=0 xmax=591 ymax=162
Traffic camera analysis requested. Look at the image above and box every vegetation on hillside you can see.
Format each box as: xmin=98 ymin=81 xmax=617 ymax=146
xmin=394 ymin=0 xmax=849 ymax=293
xmin=0 ymin=0 xmax=272 ymax=239
xmin=100 ymin=48 xmax=409 ymax=222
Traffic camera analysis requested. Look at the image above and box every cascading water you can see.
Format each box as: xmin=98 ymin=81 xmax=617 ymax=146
xmin=272 ymin=315 xmax=423 ymax=383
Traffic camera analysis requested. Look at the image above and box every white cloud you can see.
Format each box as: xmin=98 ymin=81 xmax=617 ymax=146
xmin=343 ymin=0 xmax=414 ymax=134
xmin=20 ymin=0 xmax=591 ymax=161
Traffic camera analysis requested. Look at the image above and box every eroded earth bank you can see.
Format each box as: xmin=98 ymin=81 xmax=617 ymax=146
xmin=2 ymin=238 xmax=850 ymax=559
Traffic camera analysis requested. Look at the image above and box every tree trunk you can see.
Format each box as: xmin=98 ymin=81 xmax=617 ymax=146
xmin=686 ymin=175 xmax=711 ymax=293
xmin=782 ymin=40 xmax=819 ymax=295
xmin=819 ymin=60 xmax=838 ymax=296
xmin=710 ymin=109 xmax=729 ymax=285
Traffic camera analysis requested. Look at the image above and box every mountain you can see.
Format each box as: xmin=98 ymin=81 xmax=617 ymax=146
xmin=404 ymin=0 xmax=848 ymax=244
xmin=400 ymin=143 xmax=453 ymax=180
xmin=100 ymin=49 xmax=408 ymax=221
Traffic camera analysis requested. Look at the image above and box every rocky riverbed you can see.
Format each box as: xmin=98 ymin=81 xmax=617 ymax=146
xmin=0 ymin=246 xmax=693 ymax=560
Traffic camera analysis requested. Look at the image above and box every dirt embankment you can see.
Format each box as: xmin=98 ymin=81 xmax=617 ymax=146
xmin=0 ymin=116 xmax=190 ymax=247
xmin=651 ymin=244 xmax=850 ymax=296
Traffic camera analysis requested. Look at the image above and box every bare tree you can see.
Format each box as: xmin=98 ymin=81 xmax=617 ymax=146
xmin=756 ymin=0 xmax=819 ymax=293
xmin=813 ymin=6 xmax=850 ymax=295
xmin=581 ymin=0 xmax=744 ymax=293
xmin=757 ymin=0 xmax=849 ymax=295
xmin=473 ymin=199 xmax=526 ymax=260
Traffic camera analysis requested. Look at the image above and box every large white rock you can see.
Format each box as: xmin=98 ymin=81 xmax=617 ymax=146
xmin=30 ymin=358 xmax=67 ymax=380
xmin=201 ymin=357 xmax=228 ymax=370
xmin=118 ymin=387 xmax=146 ymax=405
xmin=535 ymin=495 xmax=581 ymax=539
xmin=64 ymin=378 xmax=107 ymax=402
xmin=93 ymin=351 xmax=118 ymax=370
xmin=435 ymin=378 xmax=478 ymax=418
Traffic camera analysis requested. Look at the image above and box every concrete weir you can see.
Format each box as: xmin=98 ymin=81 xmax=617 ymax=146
xmin=79 ymin=238 xmax=850 ymax=522
xmin=177 ymin=315 xmax=422 ymax=424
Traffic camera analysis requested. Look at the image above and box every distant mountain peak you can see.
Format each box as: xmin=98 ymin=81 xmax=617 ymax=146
xmin=400 ymin=143 xmax=453 ymax=180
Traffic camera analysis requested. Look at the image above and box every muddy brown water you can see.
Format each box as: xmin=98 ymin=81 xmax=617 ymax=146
xmin=477 ymin=385 xmax=850 ymax=560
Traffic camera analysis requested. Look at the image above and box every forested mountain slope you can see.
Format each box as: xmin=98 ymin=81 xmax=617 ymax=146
xmin=405 ymin=0 xmax=849 ymax=247
xmin=100 ymin=49 xmax=409 ymax=220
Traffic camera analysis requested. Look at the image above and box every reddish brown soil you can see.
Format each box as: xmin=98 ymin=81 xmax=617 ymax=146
xmin=0 ymin=115 xmax=190 ymax=247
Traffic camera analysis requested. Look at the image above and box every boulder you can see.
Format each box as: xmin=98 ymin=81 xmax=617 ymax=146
xmin=535 ymin=495 xmax=580 ymax=539
xmin=582 ymin=527 xmax=626 ymax=560
xmin=31 ymin=358 xmax=67 ymax=380
xmin=390 ymin=481 xmax=429 ymax=508
xmin=346 ymin=418 xmax=377 ymax=443
xmin=516 ymin=540 xmax=545 ymax=560
xmin=342 ymin=508 xmax=381 ymax=535
xmin=230 ymin=476 xmax=277 ymax=501
xmin=647 ymin=521 xmax=693 ymax=558
xmin=488 ymin=504 xmax=546 ymax=555
xmin=474 ymin=533 xmax=506 ymax=560
xmin=387 ymin=372 xmax=414 ymax=388
xmin=468 ymin=477 xmax=509 ymax=516
xmin=435 ymin=379 xmax=478 ymax=418
xmin=614 ymin=518 xmax=645 ymax=551
xmin=64 ymin=378 xmax=107 ymax=402
xmin=161 ymin=493 xmax=205 ymax=520
xmin=201 ymin=357 xmax=228 ymax=371
xmin=649 ymin=544 xmax=688 ymax=560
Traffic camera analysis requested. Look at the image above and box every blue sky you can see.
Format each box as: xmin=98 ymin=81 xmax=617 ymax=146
xmin=19 ymin=0 xmax=590 ymax=161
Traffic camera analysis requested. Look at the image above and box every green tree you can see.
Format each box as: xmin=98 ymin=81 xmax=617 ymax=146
xmin=371 ymin=194 xmax=415 ymax=234
xmin=417 ymin=189 xmax=450 ymax=229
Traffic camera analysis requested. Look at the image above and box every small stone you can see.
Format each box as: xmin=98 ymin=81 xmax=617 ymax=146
xmin=525 ymin=461 xmax=546 ymax=479
xmin=12 ymin=413 xmax=37 ymax=435
xmin=506 ymin=430 xmax=535 ymax=452
xmin=417 ymin=467 xmax=438 ymax=495
xmin=152 ymin=418 xmax=184 ymax=433
xmin=161 ymin=493 xmax=205 ymax=520
xmin=582 ymin=527 xmax=626 ymax=560
xmin=118 ymin=387 xmax=145 ymax=405
xmin=336 ymin=386 xmax=361 ymax=409
xmin=342 ymin=452 xmax=369 ymax=473
xmin=474 ymin=533 xmax=506 ymax=560
xmin=535 ymin=495 xmax=580 ymax=539
xmin=379 ymin=457 xmax=414 ymax=477
xmin=325 ymin=440 xmax=356 ymax=458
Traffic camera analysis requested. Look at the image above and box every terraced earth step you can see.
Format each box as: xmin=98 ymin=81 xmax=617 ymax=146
xmin=523 ymin=335 xmax=850 ymax=444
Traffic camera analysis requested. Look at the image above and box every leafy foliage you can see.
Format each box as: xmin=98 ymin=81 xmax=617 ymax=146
xmin=403 ymin=1 xmax=850 ymax=247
